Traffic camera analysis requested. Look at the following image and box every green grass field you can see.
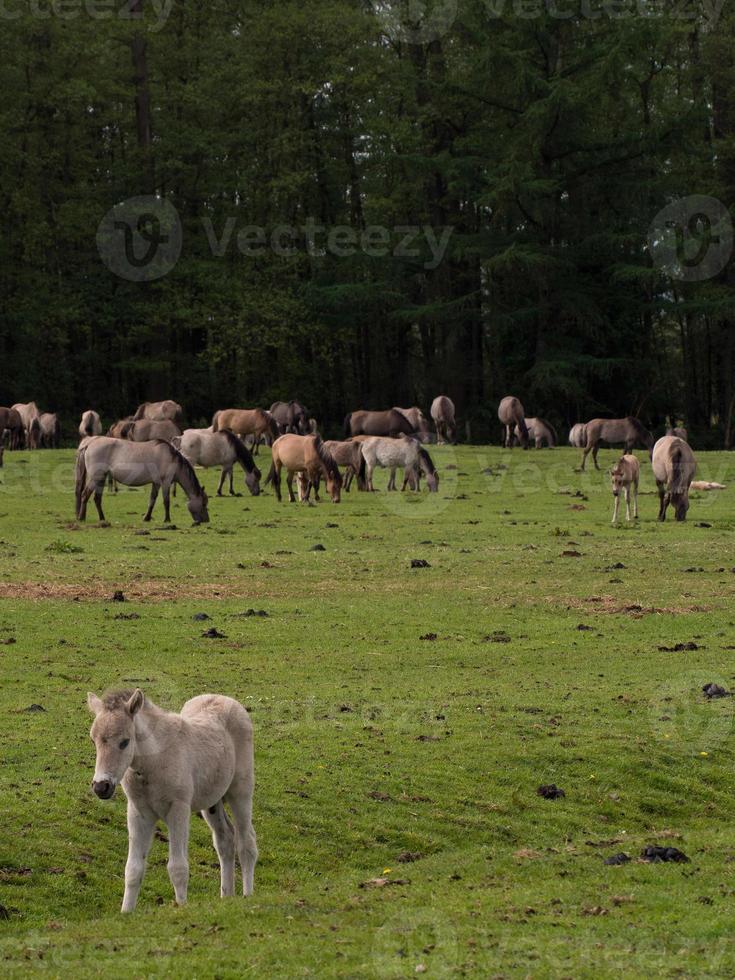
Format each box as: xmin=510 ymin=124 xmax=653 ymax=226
xmin=1 ymin=444 xmax=735 ymax=978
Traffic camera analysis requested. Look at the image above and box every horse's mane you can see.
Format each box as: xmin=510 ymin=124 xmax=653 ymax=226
xmin=219 ymin=427 xmax=259 ymax=474
xmin=417 ymin=447 xmax=436 ymax=474
xmin=314 ymin=436 xmax=342 ymax=483
xmin=159 ymin=441 xmax=203 ymax=493
xmin=101 ymin=689 xmax=136 ymax=711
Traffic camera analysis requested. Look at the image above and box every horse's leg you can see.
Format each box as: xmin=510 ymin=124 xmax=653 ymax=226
xmin=93 ymin=482 xmax=106 ymax=522
xmin=144 ymin=484 xmax=160 ymax=522
xmin=312 ymin=471 xmax=321 ymax=502
xmin=272 ymin=461 xmax=282 ymax=501
xmin=624 ymin=485 xmax=631 ymax=522
xmin=229 ymin=466 xmax=239 ymax=496
xmin=367 ymin=462 xmax=375 ymax=491
xmin=581 ymin=440 xmax=593 ymax=471
xmin=388 ymin=468 xmax=396 ymax=491
xmin=611 ymin=493 xmax=619 ymax=524
xmin=165 ymin=801 xmax=191 ymax=906
xmin=121 ymin=804 xmax=156 ymax=913
xmin=162 ymin=482 xmax=173 ymax=523
xmin=633 ymin=478 xmax=639 ymax=519
xmin=202 ymin=801 xmax=235 ymax=898
xmin=80 ymin=482 xmax=95 ymax=521
xmin=657 ymin=482 xmax=667 ymax=521
xmin=286 ymin=470 xmax=296 ymax=503
xmin=225 ymin=779 xmax=258 ymax=897
xmin=217 ymin=467 xmax=227 ymax=496
xmin=592 ymin=444 xmax=600 ymax=470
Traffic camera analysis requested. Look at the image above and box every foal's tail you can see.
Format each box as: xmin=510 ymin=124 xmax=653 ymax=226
xmin=211 ymin=410 xmax=220 ymax=432
xmin=356 ymin=445 xmax=367 ymax=491
xmin=75 ymin=446 xmax=87 ymax=518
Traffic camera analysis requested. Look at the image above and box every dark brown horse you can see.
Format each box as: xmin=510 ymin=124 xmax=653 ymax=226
xmin=580 ymin=417 xmax=654 ymax=471
xmin=270 ymin=401 xmax=309 ymax=435
xmin=344 ymin=409 xmax=414 ymax=439
xmin=498 ymin=396 xmax=529 ymax=448
xmin=0 ymin=407 xmax=24 ymax=449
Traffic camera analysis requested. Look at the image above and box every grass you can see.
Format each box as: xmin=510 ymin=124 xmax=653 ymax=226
xmin=1 ymin=443 xmax=735 ymax=977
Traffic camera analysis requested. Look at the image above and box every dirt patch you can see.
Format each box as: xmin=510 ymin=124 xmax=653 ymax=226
xmin=551 ymin=594 xmax=713 ymax=617
xmin=0 ymin=580 xmax=271 ymax=603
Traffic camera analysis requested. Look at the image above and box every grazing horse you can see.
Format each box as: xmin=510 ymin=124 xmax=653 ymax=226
xmin=266 ymin=434 xmax=342 ymax=503
xmin=568 ymin=423 xmax=587 ymax=449
xmin=430 ymin=395 xmax=457 ymax=444
xmin=498 ymin=396 xmax=529 ymax=448
xmin=610 ymin=455 xmax=640 ymax=524
xmin=514 ymin=417 xmax=557 ymax=448
xmin=581 ymin=417 xmax=654 ymax=471
xmin=323 ymin=439 xmax=368 ymax=491
xmin=212 ymin=409 xmax=279 ymax=455
xmin=178 ymin=428 xmax=261 ymax=496
xmin=75 ymin=437 xmax=209 ymax=524
xmin=651 ymin=435 xmax=696 ymax=522
xmin=667 ymin=426 xmax=689 ymax=442
xmin=0 ymin=407 xmax=24 ymax=449
xmin=344 ymin=409 xmax=414 ymax=439
xmin=38 ymin=412 xmax=61 ymax=448
xmin=126 ymin=419 xmax=182 ymax=443
xmin=360 ymin=436 xmax=439 ymax=492
xmin=87 ymin=688 xmax=256 ymax=912
xmin=107 ymin=417 xmax=135 ymax=439
xmin=12 ymin=402 xmax=40 ymax=448
xmin=394 ymin=407 xmax=431 ymax=441
xmin=133 ymin=400 xmax=183 ymax=424
xmin=79 ymin=410 xmax=102 ymax=442
xmin=270 ymin=400 xmax=309 ymax=435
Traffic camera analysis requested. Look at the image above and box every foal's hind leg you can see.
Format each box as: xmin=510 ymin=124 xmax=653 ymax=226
xmin=202 ymin=801 xmax=236 ymax=898
xmin=225 ymin=780 xmax=258 ymax=897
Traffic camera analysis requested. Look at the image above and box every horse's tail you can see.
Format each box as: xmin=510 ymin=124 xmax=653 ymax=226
xmin=518 ymin=414 xmax=529 ymax=445
xmin=211 ymin=411 xmax=220 ymax=432
xmin=75 ymin=446 xmax=87 ymax=517
xmin=356 ymin=445 xmax=367 ymax=490
xmin=121 ymin=421 xmax=134 ymax=439
xmin=268 ymin=413 xmax=280 ymax=442
xmin=670 ymin=446 xmax=687 ymax=495
xmin=343 ymin=413 xmax=353 ymax=438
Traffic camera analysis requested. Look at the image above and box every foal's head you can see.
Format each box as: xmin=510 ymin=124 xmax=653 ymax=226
xmin=610 ymin=462 xmax=626 ymax=497
xmin=87 ymin=689 xmax=145 ymax=799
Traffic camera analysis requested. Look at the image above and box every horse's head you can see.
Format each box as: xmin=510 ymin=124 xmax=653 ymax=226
xmin=188 ymin=489 xmax=210 ymax=524
xmin=610 ymin=464 xmax=625 ymax=497
xmin=87 ymin=690 xmax=144 ymax=800
xmin=246 ymin=466 xmax=261 ymax=496
xmin=426 ymin=469 xmax=439 ymax=493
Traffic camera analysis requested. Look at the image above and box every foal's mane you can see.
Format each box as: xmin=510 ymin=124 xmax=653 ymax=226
xmin=417 ymin=447 xmax=436 ymax=474
xmin=101 ymin=689 xmax=137 ymax=711
xmin=219 ymin=428 xmax=259 ymax=475
xmin=314 ymin=436 xmax=342 ymax=482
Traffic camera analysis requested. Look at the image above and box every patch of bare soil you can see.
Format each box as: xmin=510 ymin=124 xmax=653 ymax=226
xmin=0 ymin=580 xmax=270 ymax=603
xmin=548 ymin=594 xmax=712 ymax=617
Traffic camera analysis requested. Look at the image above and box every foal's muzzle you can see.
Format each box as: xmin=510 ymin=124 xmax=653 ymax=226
xmin=93 ymin=779 xmax=115 ymax=800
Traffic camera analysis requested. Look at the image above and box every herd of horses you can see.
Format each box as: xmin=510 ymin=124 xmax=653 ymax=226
xmin=0 ymin=392 xmax=708 ymax=524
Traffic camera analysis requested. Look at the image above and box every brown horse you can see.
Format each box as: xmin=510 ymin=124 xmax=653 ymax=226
xmin=393 ymin=407 xmax=431 ymax=441
xmin=344 ymin=409 xmax=414 ymax=439
xmin=0 ymin=407 xmax=24 ymax=449
xmin=107 ymin=417 xmax=135 ymax=439
xmin=266 ymin=434 xmax=342 ymax=503
xmin=652 ymin=435 xmax=696 ymax=522
xmin=514 ymin=417 xmax=556 ymax=448
xmin=126 ymin=419 xmax=182 ymax=443
xmin=324 ymin=440 xmax=367 ymax=491
xmin=134 ymin=400 xmax=184 ymax=424
xmin=38 ymin=412 xmax=61 ymax=448
xmin=498 ymin=396 xmax=529 ymax=448
xmin=430 ymin=395 xmax=456 ymax=444
xmin=580 ymin=417 xmax=654 ymax=471
xmin=213 ymin=409 xmax=279 ymax=455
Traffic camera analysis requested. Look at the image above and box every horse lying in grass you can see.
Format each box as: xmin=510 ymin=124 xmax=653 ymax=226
xmin=178 ymin=428 xmax=261 ymax=496
xmin=498 ymin=396 xmax=529 ymax=448
xmin=87 ymin=688 xmax=257 ymax=912
xmin=75 ymin=437 xmax=209 ymax=524
xmin=581 ymin=417 xmax=654 ymax=471
xmin=652 ymin=435 xmax=696 ymax=522
xmin=610 ymin=454 xmax=639 ymax=523
xmin=359 ymin=436 xmax=439 ymax=492
xmin=266 ymin=434 xmax=342 ymax=502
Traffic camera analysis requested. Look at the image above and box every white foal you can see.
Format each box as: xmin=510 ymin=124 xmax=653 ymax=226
xmin=88 ymin=688 xmax=257 ymax=912
xmin=610 ymin=454 xmax=640 ymax=523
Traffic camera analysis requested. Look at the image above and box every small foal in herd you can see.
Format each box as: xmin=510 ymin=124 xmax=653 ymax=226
xmin=88 ymin=689 xmax=257 ymax=912
xmin=609 ymin=454 xmax=640 ymax=523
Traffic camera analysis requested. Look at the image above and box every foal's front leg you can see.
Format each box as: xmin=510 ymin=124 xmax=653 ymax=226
xmin=624 ymin=485 xmax=631 ymax=522
xmin=166 ymin=801 xmax=191 ymax=906
xmin=202 ymin=801 xmax=235 ymax=898
xmin=633 ymin=479 xmax=639 ymax=519
xmin=122 ymin=804 xmax=156 ymax=913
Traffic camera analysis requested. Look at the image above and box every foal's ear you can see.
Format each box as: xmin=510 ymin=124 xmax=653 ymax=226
xmin=87 ymin=692 xmax=103 ymax=715
xmin=127 ymin=689 xmax=145 ymax=716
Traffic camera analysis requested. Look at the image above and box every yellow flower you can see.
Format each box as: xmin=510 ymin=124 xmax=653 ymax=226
xmin=382 ymin=868 xmax=392 ymax=874
xmin=700 ymin=752 xmax=709 ymax=757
